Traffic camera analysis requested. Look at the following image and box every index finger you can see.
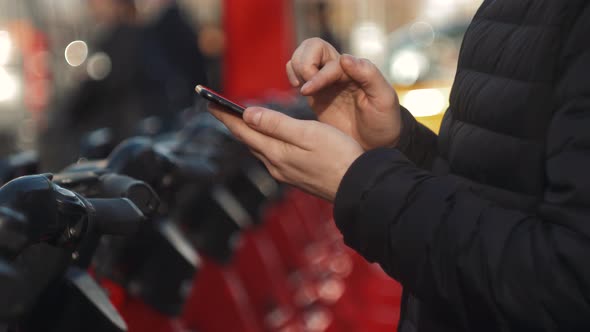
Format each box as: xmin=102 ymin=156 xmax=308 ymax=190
xmin=300 ymin=59 xmax=348 ymax=95
xmin=290 ymin=38 xmax=339 ymax=84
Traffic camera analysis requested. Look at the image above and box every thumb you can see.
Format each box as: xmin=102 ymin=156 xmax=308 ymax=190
xmin=243 ymin=107 xmax=308 ymax=146
xmin=340 ymin=54 xmax=392 ymax=99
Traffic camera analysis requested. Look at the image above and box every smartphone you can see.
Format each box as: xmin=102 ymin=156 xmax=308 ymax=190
xmin=195 ymin=85 xmax=246 ymax=115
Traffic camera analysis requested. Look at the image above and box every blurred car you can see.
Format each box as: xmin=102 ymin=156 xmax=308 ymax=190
xmin=386 ymin=21 xmax=470 ymax=133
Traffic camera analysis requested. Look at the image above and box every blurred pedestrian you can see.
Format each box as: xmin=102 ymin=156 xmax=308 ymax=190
xmin=40 ymin=0 xmax=207 ymax=170
xmin=141 ymin=1 xmax=208 ymax=122
xmin=38 ymin=0 xmax=144 ymax=170
xmin=73 ymin=0 xmax=143 ymax=131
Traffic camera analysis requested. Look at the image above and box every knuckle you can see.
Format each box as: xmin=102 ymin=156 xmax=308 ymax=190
xmin=231 ymin=129 xmax=243 ymax=142
xmin=261 ymin=113 xmax=281 ymax=136
xmin=267 ymin=150 xmax=283 ymax=169
xmin=271 ymin=143 xmax=293 ymax=167
xmin=359 ymin=58 xmax=378 ymax=76
xmin=300 ymin=121 xmax=318 ymax=145
xmin=305 ymin=37 xmax=324 ymax=46
xmin=279 ymin=142 xmax=293 ymax=160
xmin=291 ymin=59 xmax=304 ymax=71
xmin=268 ymin=167 xmax=284 ymax=182
xmin=301 ymin=37 xmax=328 ymax=56
xmin=300 ymin=66 xmax=317 ymax=80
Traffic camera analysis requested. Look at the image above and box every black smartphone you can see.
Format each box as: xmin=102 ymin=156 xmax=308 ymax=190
xmin=195 ymin=85 xmax=246 ymax=115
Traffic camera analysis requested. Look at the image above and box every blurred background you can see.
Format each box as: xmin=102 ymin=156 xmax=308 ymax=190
xmin=0 ymin=0 xmax=482 ymax=169
xmin=0 ymin=1 xmax=486 ymax=331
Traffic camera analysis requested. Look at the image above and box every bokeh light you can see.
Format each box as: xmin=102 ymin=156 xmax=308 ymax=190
xmin=0 ymin=67 xmax=18 ymax=102
xmin=350 ymin=22 xmax=386 ymax=67
xmin=64 ymin=40 xmax=89 ymax=67
xmin=389 ymin=50 xmax=430 ymax=86
xmin=401 ymin=88 xmax=448 ymax=117
xmin=86 ymin=52 xmax=112 ymax=80
xmin=0 ymin=31 xmax=12 ymax=65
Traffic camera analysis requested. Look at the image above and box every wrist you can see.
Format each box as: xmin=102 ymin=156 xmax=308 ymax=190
xmin=393 ymin=105 xmax=415 ymax=150
xmin=389 ymin=104 xmax=403 ymax=148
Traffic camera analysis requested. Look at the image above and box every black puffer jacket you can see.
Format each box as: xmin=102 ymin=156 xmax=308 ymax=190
xmin=333 ymin=1 xmax=590 ymax=331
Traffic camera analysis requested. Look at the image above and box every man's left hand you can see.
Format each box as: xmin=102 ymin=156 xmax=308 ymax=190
xmin=209 ymin=104 xmax=364 ymax=201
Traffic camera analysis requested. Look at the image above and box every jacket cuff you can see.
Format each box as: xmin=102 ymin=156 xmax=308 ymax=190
xmin=396 ymin=105 xmax=438 ymax=170
xmin=333 ymin=148 xmax=425 ymax=263
xmin=396 ymin=105 xmax=418 ymax=152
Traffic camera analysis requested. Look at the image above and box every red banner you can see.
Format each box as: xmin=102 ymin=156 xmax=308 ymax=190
xmin=222 ymin=0 xmax=295 ymax=101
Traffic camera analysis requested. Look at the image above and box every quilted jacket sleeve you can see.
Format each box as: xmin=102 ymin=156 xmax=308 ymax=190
xmin=396 ymin=106 xmax=439 ymax=170
xmin=333 ymin=10 xmax=590 ymax=331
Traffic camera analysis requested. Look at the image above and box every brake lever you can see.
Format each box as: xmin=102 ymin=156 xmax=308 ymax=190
xmin=55 ymin=171 xmax=160 ymax=219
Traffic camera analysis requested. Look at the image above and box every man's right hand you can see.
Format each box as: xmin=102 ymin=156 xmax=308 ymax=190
xmin=287 ymin=38 xmax=402 ymax=150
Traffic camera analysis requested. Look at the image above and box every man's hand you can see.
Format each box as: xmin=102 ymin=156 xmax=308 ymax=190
xmin=287 ymin=38 xmax=402 ymax=151
xmin=209 ymin=104 xmax=364 ymax=202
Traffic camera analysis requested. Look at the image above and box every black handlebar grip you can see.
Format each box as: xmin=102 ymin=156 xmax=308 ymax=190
xmin=0 ymin=207 xmax=28 ymax=256
xmin=98 ymin=174 xmax=160 ymax=217
xmin=86 ymin=198 xmax=145 ymax=236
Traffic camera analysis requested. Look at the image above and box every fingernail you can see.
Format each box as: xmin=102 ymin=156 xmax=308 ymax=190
xmin=246 ymin=108 xmax=263 ymax=126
